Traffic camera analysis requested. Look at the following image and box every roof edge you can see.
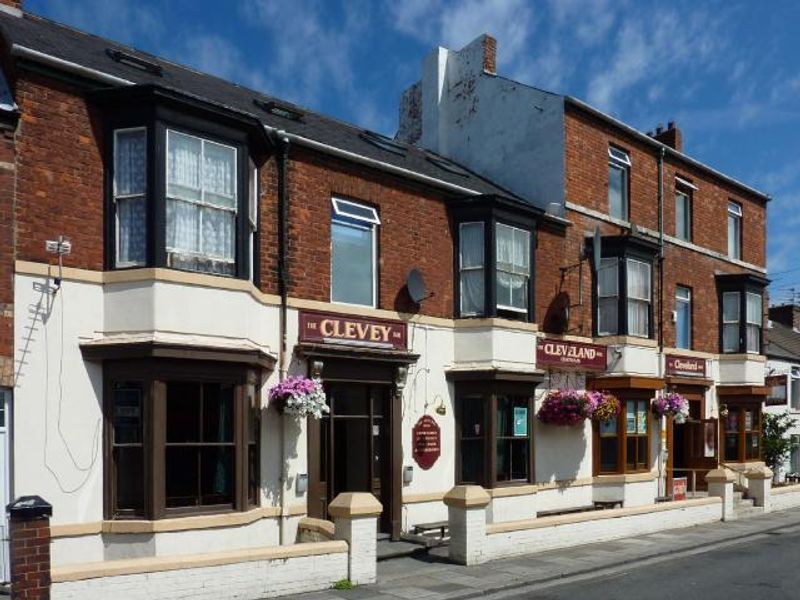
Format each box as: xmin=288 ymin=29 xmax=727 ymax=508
xmin=565 ymin=96 xmax=771 ymax=202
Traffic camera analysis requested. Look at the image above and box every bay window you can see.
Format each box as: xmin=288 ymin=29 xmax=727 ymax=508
xmin=105 ymin=360 xmax=261 ymax=519
xmin=717 ymin=274 xmax=766 ymax=354
xmin=330 ymin=197 xmax=380 ymax=307
xmin=455 ymin=381 xmax=534 ymax=487
xmin=592 ymin=236 xmax=657 ymax=338
xmin=452 ymin=196 xmax=537 ymax=321
xmin=103 ymin=88 xmax=263 ymax=280
xmin=724 ymin=404 xmax=761 ymax=462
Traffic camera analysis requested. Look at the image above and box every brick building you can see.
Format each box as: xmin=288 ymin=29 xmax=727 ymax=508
xmin=0 ymin=2 xmax=774 ymax=598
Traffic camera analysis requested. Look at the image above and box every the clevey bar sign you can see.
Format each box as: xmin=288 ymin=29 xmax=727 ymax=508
xmin=299 ymin=311 xmax=408 ymax=350
xmin=536 ymin=339 xmax=607 ymax=371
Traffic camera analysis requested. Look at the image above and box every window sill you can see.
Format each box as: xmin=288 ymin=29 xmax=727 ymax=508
xmin=717 ymin=353 xmax=766 ymax=363
xmin=593 ymin=472 xmax=656 ymax=484
xmin=486 ymin=484 xmax=538 ymax=498
xmin=595 ymin=335 xmax=658 ymax=348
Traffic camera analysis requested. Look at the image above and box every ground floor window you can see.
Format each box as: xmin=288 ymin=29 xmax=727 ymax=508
xmin=595 ymin=395 xmax=651 ymax=475
xmin=790 ymin=435 xmax=800 ymax=474
xmin=723 ymin=403 xmax=761 ymax=462
xmin=455 ymin=382 xmax=535 ymax=487
xmin=106 ymin=360 xmax=261 ymax=519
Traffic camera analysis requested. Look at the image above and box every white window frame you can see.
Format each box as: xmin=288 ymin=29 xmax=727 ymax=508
xmin=165 ymin=129 xmax=239 ymax=265
xmin=495 ymin=223 xmax=531 ymax=314
xmin=608 ymin=147 xmax=631 ymax=221
xmin=459 ymin=221 xmax=485 ymax=317
xmin=597 ymin=257 xmax=619 ymax=336
xmin=330 ymin=197 xmax=379 ymax=308
xmin=745 ymin=291 xmax=762 ymax=354
xmin=626 ymin=258 xmax=651 ymax=338
xmin=727 ymin=201 xmax=742 ymax=260
xmin=675 ymin=286 xmax=692 ymax=349
xmin=113 ymin=127 xmax=147 ymax=268
xmin=722 ymin=291 xmax=740 ymax=353
xmin=248 ymin=160 xmax=258 ymax=282
xmin=675 ymin=185 xmax=692 ymax=242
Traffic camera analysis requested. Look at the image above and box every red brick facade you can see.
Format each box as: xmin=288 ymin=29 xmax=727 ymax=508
xmin=9 ymin=517 xmax=51 ymax=600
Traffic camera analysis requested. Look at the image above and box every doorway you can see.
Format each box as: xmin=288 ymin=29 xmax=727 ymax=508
xmin=315 ymin=382 xmax=393 ymax=533
xmin=668 ymin=394 xmax=717 ymax=495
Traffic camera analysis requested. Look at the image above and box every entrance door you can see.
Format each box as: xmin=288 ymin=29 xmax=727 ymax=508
xmin=669 ymin=417 xmax=718 ymax=494
xmin=317 ymin=383 xmax=392 ymax=533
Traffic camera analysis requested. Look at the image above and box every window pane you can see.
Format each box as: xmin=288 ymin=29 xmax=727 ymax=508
xmin=460 ymin=270 xmax=485 ymax=315
xmin=166 ymin=446 xmax=198 ymax=507
xmin=496 ymin=224 xmax=514 ymax=271
xmin=626 ymin=402 xmax=636 ymax=434
xmin=599 ymin=298 xmax=618 ymax=335
xmin=166 ymin=199 xmax=200 ymax=254
xmin=598 ymin=259 xmax=618 ymax=295
xmin=609 ymin=164 xmax=627 ymax=220
xmin=676 ymin=288 xmax=691 ymax=349
xmin=167 ymin=131 xmax=202 ymax=201
xmin=203 ymin=383 xmax=234 ymax=443
xmin=200 ymin=446 xmax=234 ymax=505
xmin=746 ymin=325 xmax=760 ymax=353
xmin=200 ymin=206 xmax=235 ymax=260
xmin=117 ymin=196 xmax=147 ymax=266
xmin=676 ymin=191 xmax=690 ymax=240
xmin=114 ymin=447 xmax=143 ymax=511
xmin=637 ymin=401 xmax=648 ymax=434
xmin=728 ymin=212 xmax=741 ymax=259
xmin=331 ymin=219 xmax=374 ymax=305
xmin=460 ymin=223 xmax=484 ymax=268
xmin=167 ymin=382 xmax=200 ymax=443
xmin=203 ymin=141 xmax=237 ymax=208
xmin=723 ymin=292 xmax=740 ymax=321
xmin=461 ymin=440 xmax=483 ymax=484
xmin=113 ymin=384 xmax=143 ymax=445
xmin=627 ymin=299 xmax=649 ymax=337
xmin=626 ymin=260 xmax=651 ymax=300
xmin=725 ymin=434 xmax=739 ymax=461
xmin=115 ymin=129 xmax=146 ymax=197
xmin=638 ymin=435 xmax=647 ymax=468
xmin=600 ymin=437 xmax=618 ymax=472
xmin=746 ymin=293 xmax=762 ymax=324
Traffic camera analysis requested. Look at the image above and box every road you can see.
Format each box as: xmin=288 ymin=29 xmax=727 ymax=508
xmin=496 ymin=522 xmax=800 ymax=600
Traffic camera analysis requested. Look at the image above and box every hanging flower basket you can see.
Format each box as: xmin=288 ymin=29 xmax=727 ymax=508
xmin=268 ymin=376 xmax=330 ymax=419
xmin=651 ymin=392 xmax=689 ymax=424
xmin=587 ymin=390 xmax=621 ymax=422
xmin=537 ymin=389 xmax=592 ymax=427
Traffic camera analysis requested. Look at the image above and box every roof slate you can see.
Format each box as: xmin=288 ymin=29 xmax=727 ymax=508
xmin=0 ymin=11 xmax=519 ymax=200
xmin=767 ymin=322 xmax=800 ymax=362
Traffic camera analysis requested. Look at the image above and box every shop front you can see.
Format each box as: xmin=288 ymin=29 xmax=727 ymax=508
xmin=297 ymin=311 xmax=417 ymax=539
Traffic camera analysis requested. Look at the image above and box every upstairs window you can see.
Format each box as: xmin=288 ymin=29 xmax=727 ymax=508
xmin=495 ymin=224 xmax=531 ymax=314
xmin=166 ymin=130 xmax=238 ymax=276
xmin=626 ymin=259 xmax=651 ymax=338
xmin=675 ymin=178 xmax=694 ymax=242
xmin=718 ymin=274 xmax=765 ymax=354
xmin=113 ymin=128 xmax=148 ymax=267
xmin=597 ymin=258 xmax=619 ymax=335
xmin=727 ymin=201 xmax=742 ymax=260
xmin=459 ymin=222 xmax=485 ymax=316
xmin=330 ymin=198 xmax=380 ymax=307
xmin=608 ymin=146 xmax=631 ymax=221
xmin=675 ymin=286 xmax=692 ymax=349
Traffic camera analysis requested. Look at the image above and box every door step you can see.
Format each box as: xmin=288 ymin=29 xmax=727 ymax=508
xmin=377 ymin=538 xmax=429 ymax=561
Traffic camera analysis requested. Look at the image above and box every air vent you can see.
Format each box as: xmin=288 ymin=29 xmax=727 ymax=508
xmin=253 ymin=99 xmax=303 ymax=122
xmin=426 ymin=155 xmax=469 ymax=177
xmin=105 ymin=48 xmax=163 ymax=76
xmin=359 ymin=130 xmax=407 ymax=156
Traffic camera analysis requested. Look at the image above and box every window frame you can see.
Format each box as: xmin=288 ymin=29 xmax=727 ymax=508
xmin=495 ymin=223 xmax=532 ymax=314
xmin=608 ymin=145 xmax=631 ymax=221
xmin=594 ymin=395 xmax=652 ymax=475
xmin=675 ymin=285 xmax=692 ymax=350
xmin=591 ymin=235 xmax=658 ymax=339
xmin=454 ymin=381 xmax=535 ymax=489
xmin=113 ymin=127 xmax=149 ymax=268
xmin=458 ymin=221 xmax=486 ymax=317
xmin=723 ymin=403 xmax=761 ymax=463
xmin=727 ymin=201 xmax=743 ymax=260
xmin=104 ymin=103 xmax=255 ymax=281
xmin=330 ymin=197 xmax=380 ymax=308
xmin=451 ymin=197 xmax=538 ymax=323
xmin=104 ymin=360 xmax=261 ymax=520
xmin=675 ymin=181 xmax=693 ymax=242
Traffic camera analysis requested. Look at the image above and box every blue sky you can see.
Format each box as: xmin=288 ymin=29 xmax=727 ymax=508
xmin=25 ymin=0 xmax=800 ymax=302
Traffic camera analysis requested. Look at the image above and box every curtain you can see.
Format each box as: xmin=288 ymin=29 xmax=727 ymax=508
xmin=722 ymin=292 xmax=740 ymax=352
xmin=495 ymin=224 xmax=529 ymax=310
xmin=166 ymin=130 xmax=237 ymax=274
xmin=597 ymin=258 xmax=618 ymax=334
xmin=746 ymin=293 xmax=762 ymax=352
xmin=460 ymin=222 xmax=484 ymax=315
xmin=626 ymin=260 xmax=650 ymax=337
xmin=114 ymin=130 xmax=147 ymax=265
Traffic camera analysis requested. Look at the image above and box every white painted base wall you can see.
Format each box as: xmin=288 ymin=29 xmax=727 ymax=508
xmin=771 ymin=486 xmax=800 ymax=511
xmin=484 ymin=499 xmax=721 ymax=561
xmin=51 ymin=552 xmax=348 ymax=600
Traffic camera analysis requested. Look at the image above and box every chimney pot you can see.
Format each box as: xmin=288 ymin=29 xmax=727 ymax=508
xmin=482 ymin=34 xmax=497 ymax=75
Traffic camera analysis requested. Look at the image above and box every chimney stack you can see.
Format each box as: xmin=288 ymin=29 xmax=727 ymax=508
xmin=482 ymin=35 xmax=497 ymax=75
xmin=0 ymin=0 xmax=22 ymax=14
xmin=654 ymin=120 xmax=683 ymax=152
xmin=769 ymin=304 xmax=800 ymax=332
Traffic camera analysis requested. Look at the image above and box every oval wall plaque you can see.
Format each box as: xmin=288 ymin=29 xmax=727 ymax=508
xmin=412 ymin=415 xmax=441 ymax=470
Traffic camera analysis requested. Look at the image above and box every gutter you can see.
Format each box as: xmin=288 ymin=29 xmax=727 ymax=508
xmin=565 ymin=96 xmax=771 ymax=202
xmin=11 ymin=44 xmax=134 ymax=86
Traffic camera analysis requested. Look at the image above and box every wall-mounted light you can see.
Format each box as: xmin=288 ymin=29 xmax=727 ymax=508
xmin=403 ymin=465 xmax=414 ymax=485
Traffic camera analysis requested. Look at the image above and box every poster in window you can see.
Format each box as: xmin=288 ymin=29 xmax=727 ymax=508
xmin=704 ymin=422 xmax=716 ymax=458
xmin=626 ymin=404 xmax=636 ymax=434
xmin=637 ymin=407 xmax=648 ymax=434
xmin=513 ymin=406 xmax=528 ymax=437
xmin=745 ymin=411 xmax=753 ymax=431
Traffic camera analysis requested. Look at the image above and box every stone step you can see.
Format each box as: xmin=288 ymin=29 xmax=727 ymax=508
xmin=734 ymin=505 xmax=764 ymax=519
xmin=735 ymin=498 xmax=755 ymax=508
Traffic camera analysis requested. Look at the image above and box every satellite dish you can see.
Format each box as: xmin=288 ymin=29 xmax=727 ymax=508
xmin=407 ymin=268 xmax=430 ymax=304
xmin=592 ymin=225 xmax=602 ymax=272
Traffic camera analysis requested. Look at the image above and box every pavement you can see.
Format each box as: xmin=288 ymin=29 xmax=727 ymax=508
xmin=286 ymin=508 xmax=800 ymax=600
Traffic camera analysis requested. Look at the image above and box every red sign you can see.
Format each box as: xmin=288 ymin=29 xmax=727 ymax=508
xmin=412 ymin=415 xmax=441 ymax=470
xmin=299 ymin=311 xmax=407 ymax=350
xmin=765 ymin=374 xmax=788 ymax=406
xmin=672 ymin=477 xmax=687 ymax=501
xmin=536 ymin=339 xmax=607 ymax=371
xmin=665 ymin=355 xmax=706 ymax=378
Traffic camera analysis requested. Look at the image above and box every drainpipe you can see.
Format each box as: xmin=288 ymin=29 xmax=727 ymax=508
xmin=275 ymin=131 xmax=291 ymax=544
xmin=657 ymin=145 xmax=666 ymax=499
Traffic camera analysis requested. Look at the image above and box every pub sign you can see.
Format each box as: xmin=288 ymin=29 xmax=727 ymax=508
xmin=299 ymin=311 xmax=407 ymax=350
xmin=665 ymin=355 xmax=706 ymax=378
xmin=536 ymin=338 xmax=607 ymax=371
